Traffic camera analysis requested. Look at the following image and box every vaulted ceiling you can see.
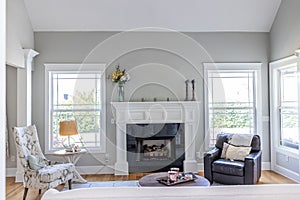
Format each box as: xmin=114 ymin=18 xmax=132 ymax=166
xmin=24 ymin=0 xmax=282 ymax=32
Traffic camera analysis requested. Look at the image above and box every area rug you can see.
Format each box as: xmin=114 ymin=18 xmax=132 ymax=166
xmin=63 ymin=181 xmax=139 ymax=190
xmin=63 ymin=181 xmax=222 ymax=190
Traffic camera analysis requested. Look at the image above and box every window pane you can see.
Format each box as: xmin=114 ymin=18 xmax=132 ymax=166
xmin=208 ymin=71 xmax=256 ymax=145
xmin=280 ymin=66 xmax=299 ymax=149
xmin=51 ymin=73 xmax=102 ymax=149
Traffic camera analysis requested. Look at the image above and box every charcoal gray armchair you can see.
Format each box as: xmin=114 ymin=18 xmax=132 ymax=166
xmin=204 ymin=133 xmax=261 ymax=185
xmin=13 ymin=125 xmax=75 ymax=200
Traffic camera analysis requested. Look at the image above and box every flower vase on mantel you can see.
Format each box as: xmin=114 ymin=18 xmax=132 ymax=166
xmin=118 ymin=82 xmax=125 ymax=102
xmin=111 ymin=65 xmax=130 ymax=102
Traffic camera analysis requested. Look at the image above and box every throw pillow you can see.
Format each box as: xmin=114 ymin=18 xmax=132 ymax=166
xmin=225 ymin=144 xmax=252 ymax=161
xmin=221 ymin=142 xmax=229 ymax=158
xmin=228 ymin=134 xmax=253 ymax=147
xmin=27 ymin=155 xmax=47 ymax=170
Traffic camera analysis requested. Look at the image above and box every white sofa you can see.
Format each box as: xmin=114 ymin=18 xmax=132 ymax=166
xmin=42 ymin=184 xmax=300 ymax=200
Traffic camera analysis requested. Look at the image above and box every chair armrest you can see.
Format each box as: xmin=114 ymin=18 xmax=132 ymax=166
xmin=43 ymin=159 xmax=62 ymax=165
xmin=204 ymin=148 xmax=220 ymax=159
xmin=245 ymin=151 xmax=262 ymax=184
xmin=245 ymin=151 xmax=261 ymax=161
xmin=24 ymin=168 xmax=39 ymax=179
xmin=48 ymin=160 xmax=62 ymax=165
xmin=204 ymin=148 xmax=220 ymax=183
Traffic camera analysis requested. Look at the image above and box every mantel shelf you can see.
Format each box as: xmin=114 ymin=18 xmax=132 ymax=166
xmin=111 ymin=101 xmax=201 ymax=104
xmin=111 ymin=101 xmax=201 ymax=108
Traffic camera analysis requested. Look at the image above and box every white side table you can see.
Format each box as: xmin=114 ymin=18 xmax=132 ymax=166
xmin=52 ymin=149 xmax=87 ymax=183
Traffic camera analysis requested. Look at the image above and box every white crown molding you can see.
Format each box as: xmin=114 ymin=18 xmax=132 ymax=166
xmin=295 ymin=49 xmax=300 ymax=57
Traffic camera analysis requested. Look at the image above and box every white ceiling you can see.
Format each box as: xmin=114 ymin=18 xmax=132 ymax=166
xmin=24 ymin=0 xmax=282 ymax=32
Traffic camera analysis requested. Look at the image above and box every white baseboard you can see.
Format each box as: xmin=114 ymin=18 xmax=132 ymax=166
xmin=196 ymin=162 xmax=271 ymax=172
xmin=5 ymin=162 xmax=272 ymax=177
xmin=197 ymin=163 xmax=204 ymax=171
xmin=273 ymin=164 xmax=300 ymax=183
xmin=262 ymin=162 xmax=271 ymax=170
xmin=6 ymin=165 xmax=115 ymax=177
xmin=6 ymin=168 xmax=17 ymax=177
xmin=76 ymin=165 xmax=115 ymax=175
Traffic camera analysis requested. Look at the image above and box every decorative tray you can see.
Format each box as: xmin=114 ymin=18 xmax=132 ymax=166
xmin=156 ymin=172 xmax=198 ymax=186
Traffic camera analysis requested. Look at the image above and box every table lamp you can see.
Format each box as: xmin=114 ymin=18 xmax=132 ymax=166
xmin=59 ymin=120 xmax=78 ymax=150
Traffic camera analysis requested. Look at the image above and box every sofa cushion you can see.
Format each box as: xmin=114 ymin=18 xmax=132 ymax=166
xmin=212 ymin=172 xmax=245 ymax=185
xmin=228 ymin=134 xmax=253 ymax=147
xmin=212 ymin=159 xmax=244 ymax=176
xmin=39 ymin=163 xmax=74 ymax=183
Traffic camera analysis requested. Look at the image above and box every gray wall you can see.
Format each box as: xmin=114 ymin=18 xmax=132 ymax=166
xmin=33 ymin=31 xmax=270 ymax=168
xmin=270 ymin=0 xmax=300 ymax=61
xmin=6 ymin=65 xmax=17 ymax=168
xmin=6 ymin=0 xmax=34 ymax=68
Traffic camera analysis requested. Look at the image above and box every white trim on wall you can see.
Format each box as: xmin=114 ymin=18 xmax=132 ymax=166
xmin=7 ymin=162 xmax=273 ymax=178
xmin=6 ymin=165 xmax=115 ymax=177
xmin=203 ymin=63 xmax=263 ymax=149
xmin=44 ymin=63 xmax=107 ymax=154
xmin=269 ymin=55 xmax=300 ymax=182
xmin=6 ymin=168 xmax=17 ymax=177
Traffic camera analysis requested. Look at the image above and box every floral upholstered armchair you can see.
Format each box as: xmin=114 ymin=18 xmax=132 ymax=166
xmin=13 ymin=125 xmax=75 ymax=200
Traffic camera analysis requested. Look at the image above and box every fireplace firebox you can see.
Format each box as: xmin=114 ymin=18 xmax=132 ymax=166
xmin=137 ymin=138 xmax=174 ymax=161
xmin=127 ymin=123 xmax=185 ymax=173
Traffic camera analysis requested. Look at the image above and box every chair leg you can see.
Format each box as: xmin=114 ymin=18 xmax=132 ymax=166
xmin=39 ymin=189 xmax=41 ymax=194
xmin=68 ymin=179 xmax=72 ymax=190
xmin=23 ymin=188 xmax=29 ymax=200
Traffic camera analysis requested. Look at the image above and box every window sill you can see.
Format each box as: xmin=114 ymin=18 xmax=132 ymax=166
xmin=276 ymin=146 xmax=299 ymax=158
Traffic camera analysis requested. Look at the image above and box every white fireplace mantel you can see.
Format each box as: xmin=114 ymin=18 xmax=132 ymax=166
xmin=111 ymin=101 xmax=201 ymax=175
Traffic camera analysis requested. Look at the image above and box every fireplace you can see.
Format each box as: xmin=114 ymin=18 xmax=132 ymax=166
xmin=139 ymin=138 xmax=173 ymax=160
xmin=127 ymin=123 xmax=184 ymax=172
xmin=111 ymin=101 xmax=200 ymax=175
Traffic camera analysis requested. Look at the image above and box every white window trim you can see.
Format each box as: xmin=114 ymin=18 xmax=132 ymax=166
xmin=44 ymin=63 xmax=107 ymax=154
xmin=270 ymin=56 xmax=300 ymax=157
xmin=203 ymin=63 xmax=262 ymax=150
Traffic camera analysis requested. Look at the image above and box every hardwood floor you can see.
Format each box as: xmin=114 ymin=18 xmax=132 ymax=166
xmin=6 ymin=171 xmax=296 ymax=200
xmin=257 ymin=171 xmax=296 ymax=184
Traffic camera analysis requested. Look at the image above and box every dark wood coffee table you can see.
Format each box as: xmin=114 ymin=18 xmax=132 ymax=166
xmin=138 ymin=172 xmax=210 ymax=187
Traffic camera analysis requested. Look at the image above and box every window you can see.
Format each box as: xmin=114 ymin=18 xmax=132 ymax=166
xmin=204 ymin=63 xmax=262 ymax=146
xmin=45 ymin=64 xmax=106 ymax=153
xmin=270 ymin=58 xmax=299 ymax=151
xmin=279 ymin=66 xmax=299 ymax=149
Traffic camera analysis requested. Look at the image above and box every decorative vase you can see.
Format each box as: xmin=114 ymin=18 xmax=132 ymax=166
xmin=185 ymin=80 xmax=190 ymax=101
xmin=118 ymin=82 xmax=125 ymax=102
xmin=191 ymin=79 xmax=196 ymax=101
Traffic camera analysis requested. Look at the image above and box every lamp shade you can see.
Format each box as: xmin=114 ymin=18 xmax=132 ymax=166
xmin=59 ymin=120 xmax=78 ymax=136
